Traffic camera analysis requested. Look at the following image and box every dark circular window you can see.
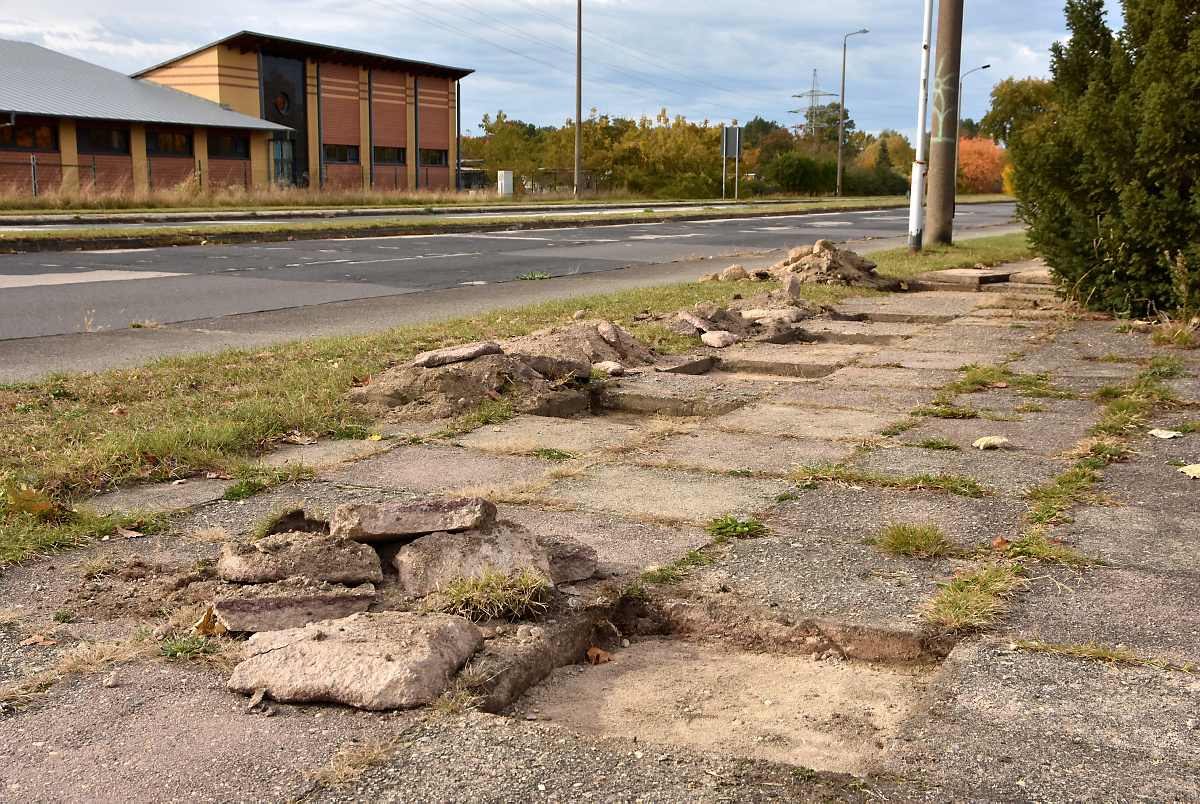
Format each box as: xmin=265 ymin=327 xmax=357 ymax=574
xmin=275 ymin=93 xmax=291 ymax=114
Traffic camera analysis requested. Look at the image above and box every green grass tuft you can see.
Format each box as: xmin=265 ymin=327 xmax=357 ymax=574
xmin=705 ymin=515 xmax=770 ymax=539
xmin=921 ymin=563 xmax=1026 ymax=631
xmin=875 ymin=523 xmax=959 ymax=558
xmin=439 ymin=569 xmax=551 ymax=622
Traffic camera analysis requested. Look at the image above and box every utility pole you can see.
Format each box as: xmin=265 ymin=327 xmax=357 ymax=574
xmin=574 ymin=0 xmax=583 ymax=200
xmin=926 ymin=0 xmax=965 ymax=245
xmin=907 ymin=0 xmax=936 ymax=253
xmin=837 ymin=29 xmax=869 ymax=198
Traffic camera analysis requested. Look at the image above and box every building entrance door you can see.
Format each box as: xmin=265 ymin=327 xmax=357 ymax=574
xmin=272 ymin=139 xmax=296 ymax=184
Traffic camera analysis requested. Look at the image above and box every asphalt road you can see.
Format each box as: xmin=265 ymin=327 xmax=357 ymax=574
xmin=0 ymin=202 xmax=1015 ymax=343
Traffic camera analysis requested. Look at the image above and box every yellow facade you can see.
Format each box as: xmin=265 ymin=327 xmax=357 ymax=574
xmin=130 ymin=123 xmax=149 ymax=193
xmin=194 ymin=127 xmax=209 ymax=188
xmin=141 ymin=45 xmax=260 ymax=116
xmin=250 ymin=131 xmax=270 ymax=187
xmin=306 ymin=60 xmax=321 ymax=187
xmin=58 ymin=119 xmax=79 ymax=192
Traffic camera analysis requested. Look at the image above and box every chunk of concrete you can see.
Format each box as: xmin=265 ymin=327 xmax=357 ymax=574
xmin=227 ymin=611 xmax=483 ymax=710
xmin=331 ymin=498 xmax=497 ymax=544
xmin=538 ymin=536 xmax=599 ymax=584
xmin=702 ymin=331 xmax=741 ymax=348
xmin=411 ymin=341 xmax=504 ymax=368
xmin=217 ymin=533 xmax=383 ymax=585
xmin=393 ymin=522 xmax=552 ymax=597
xmin=212 ymin=577 xmax=376 ymax=632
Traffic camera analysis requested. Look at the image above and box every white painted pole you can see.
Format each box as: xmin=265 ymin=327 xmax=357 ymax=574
xmin=908 ymin=0 xmax=936 ymax=252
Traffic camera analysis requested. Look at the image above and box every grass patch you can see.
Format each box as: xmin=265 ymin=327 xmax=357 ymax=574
xmin=880 ymin=418 xmax=920 ymax=437
xmin=874 ymin=523 xmax=960 ymax=558
xmin=871 ymin=232 xmax=1034 ymax=281
xmin=913 ymin=438 xmax=960 ymax=451
xmin=529 ymin=448 xmax=575 ymax=461
xmin=431 ymin=398 xmax=519 ymax=439
xmin=1026 ymin=459 xmax=1105 ymax=526
xmin=516 ymin=270 xmax=551 ymax=281
xmin=788 ymin=463 xmax=992 ymax=498
xmin=159 ymin=635 xmax=220 ymax=660
xmin=922 ymin=563 xmax=1027 ymax=631
xmin=438 ymin=569 xmax=551 ymax=622
xmin=914 ymin=394 xmax=979 ymax=419
xmin=1001 ymin=530 xmax=1097 ymax=568
xmin=946 ymin=364 xmax=1073 ymax=399
xmin=705 ymin=515 xmax=770 ymax=539
xmin=1150 ymin=322 xmax=1198 ymax=349
xmin=222 ymin=464 xmax=315 ymax=501
xmin=1011 ymin=638 xmax=1199 ymax=673
xmin=641 ymin=549 xmax=715 ymax=584
xmin=307 ymin=738 xmax=401 ymax=788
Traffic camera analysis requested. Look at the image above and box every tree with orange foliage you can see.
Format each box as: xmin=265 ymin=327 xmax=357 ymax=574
xmin=956 ymin=136 xmax=1006 ymax=194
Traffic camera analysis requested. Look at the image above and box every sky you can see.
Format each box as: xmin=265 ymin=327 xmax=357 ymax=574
xmin=0 ymin=0 xmax=1077 ymax=141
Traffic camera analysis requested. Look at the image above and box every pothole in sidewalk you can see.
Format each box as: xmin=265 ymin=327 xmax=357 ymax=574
xmin=508 ymin=636 xmax=932 ymax=776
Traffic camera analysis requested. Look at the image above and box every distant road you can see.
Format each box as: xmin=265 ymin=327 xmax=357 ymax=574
xmin=0 ymin=202 xmax=1016 ymax=343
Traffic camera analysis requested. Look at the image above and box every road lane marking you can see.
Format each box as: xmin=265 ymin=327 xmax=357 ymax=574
xmin=0 ymin=270 xmax=184 ymax=289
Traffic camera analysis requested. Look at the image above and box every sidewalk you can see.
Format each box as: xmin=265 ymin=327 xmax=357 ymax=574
xmin=1 ymin=268 xmax=1197 ymax=802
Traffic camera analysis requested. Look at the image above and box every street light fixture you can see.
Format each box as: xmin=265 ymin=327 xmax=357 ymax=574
xmin=953 ymin=64 xmax=990 ymax=211
xmin=574 ymin=0 xmax=583 ymax=200
xmin=837 ymin=28 xmax=869 ymax=198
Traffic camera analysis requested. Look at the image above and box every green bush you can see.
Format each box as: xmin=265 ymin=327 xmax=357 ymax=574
xmin=984 ymin=0 xmax=1200 ymax=315
xmin=763 ymin=153 xmax=837 ymax=194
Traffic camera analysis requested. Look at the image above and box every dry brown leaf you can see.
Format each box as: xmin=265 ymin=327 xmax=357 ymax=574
xmin=994 ymin=382 xmax=1009 ymax=388
xmin=587 ymin=647 xmax=613 ymax=665
xmin=1148 ymin=429 xmax=1183 ymax=439
xmin=351 ymin=375 xmax=371 ymax=388
xmin=189 ymin=606 xmax=227 ymax=637
xmin=115 ymin=526 xmax=143 ymax=539
xmin=108 ymin=405 xmax=126 ymax=417
xmin=1178 ymin=464 xmax=1200 ymax=479
xmin=282 ymin=431 xmax=317 ymax=445
xmin=206 ymin=472 xmax=234 ymax=480
xmin=20 ymin=634 xmax=58 ymax=646
xmin=992 ymin=536 xmax=1013 ymax=550
xmin=486 ymin=389 xmax=502 ymax=401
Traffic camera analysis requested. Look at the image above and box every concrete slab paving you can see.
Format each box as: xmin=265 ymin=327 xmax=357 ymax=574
xmin=710 ymin=403 xmax=902 ymax=440
xmin=454 ymin=414 xmax=642 ymax=457
xmin=325 ymin=443 xmax=561 ymax=496
xmin=901 ymin=412 xmax=1094 ymax=458
xmin=852 ymin=444 xmax=1069 ymax=496
xmin=595 ymin=371 xmax=764 ymax=417
xmin=542 ymin=463 xmax=787 ymax=522
xmin=863 ymin=348 xmax=1007 ymax=371
xmin=836 ymin=292 xmax=982 ymax=322
xmin=824 ymin=365 xmax=960 ymax=389
xmin=258 ymin=437 xmax=392 ymax=472
xmin=1053 ymin=506 xmax=1200 ymax=573
xmin=713 ymin=341 xmax=874 ymax=378
xmin=628 ymin=430 xmax=854 ymax=476
xmin=84 ymin=477 xmax=230 ymax=516
xmin=796 ymin=319 xmax=931 ymax=345
xmin=768 ymin=381 xmax=939 ymax=414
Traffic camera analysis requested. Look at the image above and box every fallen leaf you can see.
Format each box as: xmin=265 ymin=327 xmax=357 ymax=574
xmin=992 ymin=536 xmax=1013 ymax=550
xmin=486 ymin=389 xmax=502 ymax=401
xmin=281 ymin=431 xmax=317 ymax=445
xmin=1178 ymin=464 xmax=1200 ymax=479
xmin=973 ymin=436 xmax=1011 ymax=451
xmin=189 ymin=606 xmax=228 ymax=637
xmin=172 ymin=479 xmax=188 ymax=486
xmin=19 ymin=634 xmax=58 ymax=646
xmin=587 ymin=647 xmax=614 ymax=665
xmin=367 ymin=434 xmax=383 ymax=442
xmin=1149 ymin=429 xmax=1183 ymax=439
xmin=994 ymin=382 xmax=1009 ymax=388
xmin=206 ymin=472 xmax=234 ymax=480
xmin=351 ymin=375 xmax=371 ymax=388
xmin=108 ymin=405 xmax=126 ymax=417
xmin=5 ymin=483 xmax=55 ymax=516
xmin=115 ymin=526 xmax=143 ymax=539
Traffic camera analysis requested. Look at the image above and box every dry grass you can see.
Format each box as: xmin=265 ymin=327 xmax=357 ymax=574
xmin=79 ymin=553 xmax=116 ymax=580
xmin=306 ymin=738 xmax=401 ymax=788
xmin=0 ymin=634 xmax=157 ymax=710
xmin=1150 ymin=321 xmax=1198 ymax=349
xmin=1011 ymin=638 xmax=1199 ymax=673
xmin=185 ymin=526 xmax=233 ymax=543
xmin=874 ymin=523 xmax=960 ymax=558
xmin=438 ymin=569 xmax=551 ymax=622
xmin=441 ymin=479 xmax=550 ymax=505
xmin=921 ymin=563 xmax=1027 ymax=631
xmin=0 ymin=607 xmax=17 ymax=626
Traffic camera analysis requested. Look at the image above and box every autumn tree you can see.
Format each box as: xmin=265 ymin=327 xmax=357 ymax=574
xmin=956 ymin=136 xmax=1006 ymax=194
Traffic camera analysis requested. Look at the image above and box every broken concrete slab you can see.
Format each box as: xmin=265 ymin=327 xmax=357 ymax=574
xmin=411 ymin=341 xmax=504 ymax=368
xmin=331 ymin=497 xmax=497 ymax=544
xmin=824 ymin=365 xmax=960 ymax=390
xmin=714 ymin=342 xmax=874 ymax=378
xmin=902 ymin=412 xmax=1094 ymax=459
xmin=257 ymin=437 xmax=392 ymax=473
xmin=796 ymin=319 xmax=929 ymax=345
xmin=595 ymin=371 xmax=761 ymax=417
xmin=217 ymin=533 xmax=383 ymax=585
xmin=212 ymin=577 xmax=376 ymax=633
xmin=227 ymin=611 xmax=483 ymax=710
xmin=864 ymin=348 xmax=1007 ymax=371
xmin=770 ymin=382 xmax=939 ymax=414
xmin=394 ymin=522 xmax=552 ymax=597
xmin=835 ymin=292 xmax=981 ymax=323
xmin=537 ymin=536 xmax=599 ymax=584
xmin=911 ymin=267 xmax=1015 ymax=286
xmin=711 ymin=403 xmax=901 ymax=441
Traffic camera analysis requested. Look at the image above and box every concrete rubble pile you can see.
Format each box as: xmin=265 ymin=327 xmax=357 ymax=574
xmin=212 ymin=497 xmax=598 ymax=710
xmin=351 ymin=320 xmax=654 ymax=420
xmin=770 ymin=239 xmax=902 ymax=291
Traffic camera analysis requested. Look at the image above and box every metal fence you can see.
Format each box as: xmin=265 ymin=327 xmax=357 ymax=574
xmin=0 ymin=154 xmax=252 ymax=195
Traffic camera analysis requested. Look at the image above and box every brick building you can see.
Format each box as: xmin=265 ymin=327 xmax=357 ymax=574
xmin=0 ymin=33 xmax=472 ymax=195
xmin=0 ymin=38 xmax=287 ymax=195
xmin=136 ymin=32 xmax=473 ymax=191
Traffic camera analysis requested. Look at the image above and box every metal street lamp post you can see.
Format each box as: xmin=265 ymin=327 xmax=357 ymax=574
xmin=837 ymin=28 xmax=869 ymax=198
xmin=907 ymin=0 xmax=936 ymax=253
xmin=574 ymin=0 xmax=583 ymax=200
xmin=953 ymin=64 xmax=990 ymax=209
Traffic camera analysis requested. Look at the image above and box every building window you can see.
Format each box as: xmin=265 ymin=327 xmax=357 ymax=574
xmin=0 ymin=122 xmax=59 ymax=151
xmin=77 ymin=127 xmax=129 ymax=155
xmin=324 ymin=144 xmax=360 ymax=164
xmin=209 ymin=135 xmax=250 ymax=159
xmin=419 ymin=148 xmax=448 ymax=167
xmin=146 ymin=132 xmax=193 ymax=157
xmin=373 ymin=146 xmax=406 ymax=165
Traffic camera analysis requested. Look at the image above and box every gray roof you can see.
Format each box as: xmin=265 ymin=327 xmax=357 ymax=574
xmin=0 ymin=38 xmax=288 ymax=132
